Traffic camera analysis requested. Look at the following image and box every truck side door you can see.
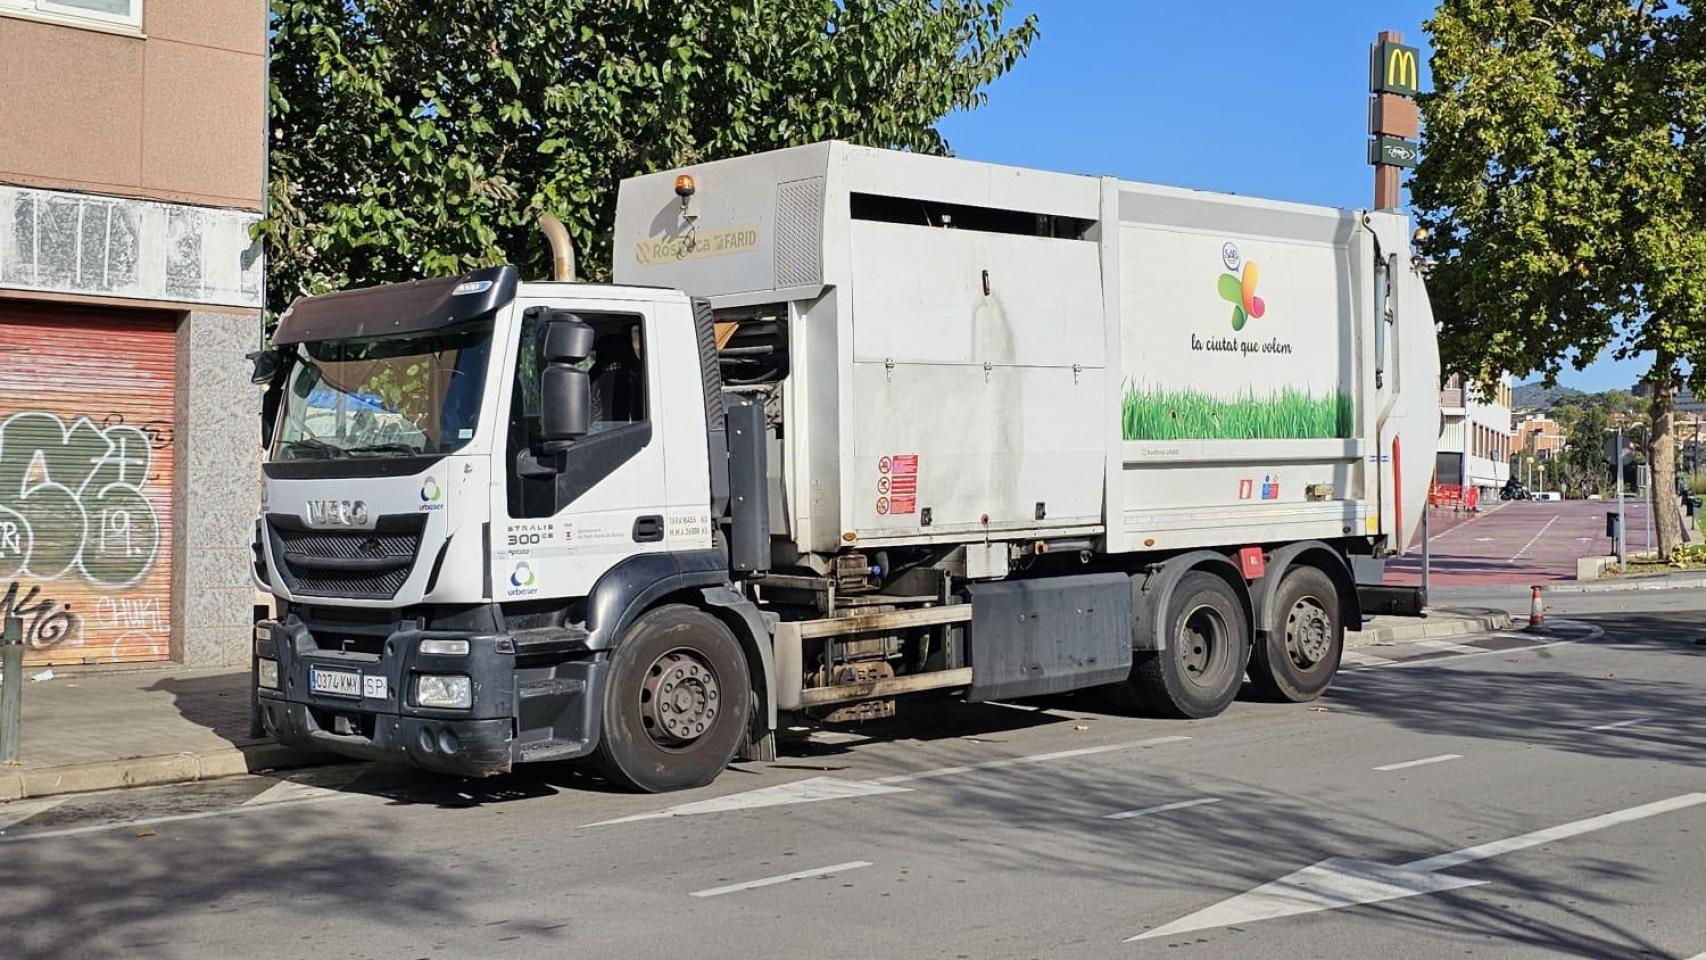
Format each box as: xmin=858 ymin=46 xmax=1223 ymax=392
xmin=494 ymin=299 xmax=671 ymax=598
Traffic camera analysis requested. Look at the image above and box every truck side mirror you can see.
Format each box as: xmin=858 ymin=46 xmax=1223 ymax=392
xmin=542 ymin=313 xmax=596 ymax=362
xmin=248 ymin=347 xmax=284 ymax=384
xmin=249 ymin=347 xmax=294 ymax=452
xmin=539 ymin=316 xmax=596 ymax=446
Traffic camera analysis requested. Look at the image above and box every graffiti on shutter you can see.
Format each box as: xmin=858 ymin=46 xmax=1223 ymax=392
xmin=0 ymin=307 xmax=175 ymax=664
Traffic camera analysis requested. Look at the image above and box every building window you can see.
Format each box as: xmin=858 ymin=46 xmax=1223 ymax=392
xmin=0 ymin=0 xmax=141 ymax=29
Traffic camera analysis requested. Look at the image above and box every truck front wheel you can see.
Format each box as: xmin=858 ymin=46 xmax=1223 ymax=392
xmin=1247 ymin=566 xmax=1342 ymax=702
xmin=595 ymin=604 xmax=751 ymax=793
xmin=1126 ymin=571 xmax=1249 ymax=719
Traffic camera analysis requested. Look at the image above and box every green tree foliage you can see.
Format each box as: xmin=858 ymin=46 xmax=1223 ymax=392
xmin=1415 ymin=0 xmax=1706 ymax=551
xmin=262 ymin=0 xmax=1037 ymax=304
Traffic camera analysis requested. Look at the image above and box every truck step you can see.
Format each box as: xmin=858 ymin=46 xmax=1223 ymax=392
xmin=515 ymin=738 xmax=587 ymax=763
xmin=517 ymin=677 xmax=587 ymax=699
xmin=509 ymin=625 xmax=591 ymax=661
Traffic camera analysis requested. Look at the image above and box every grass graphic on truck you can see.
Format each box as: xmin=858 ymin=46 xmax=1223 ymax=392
xmin=1121 ymin=385 xmax=1353 ymax=441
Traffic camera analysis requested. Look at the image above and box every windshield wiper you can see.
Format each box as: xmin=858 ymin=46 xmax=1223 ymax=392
xmin=281 ymin=437 xmax=342 ymax=460
xmin=345 ymin=442 xmax=426 ymax=458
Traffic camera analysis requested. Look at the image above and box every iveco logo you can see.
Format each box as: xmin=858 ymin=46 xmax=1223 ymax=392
xmin=306 ymin=499 xmax=369 ymax=527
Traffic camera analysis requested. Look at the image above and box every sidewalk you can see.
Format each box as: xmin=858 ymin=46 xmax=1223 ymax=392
xmin=0 ymin=666 xmax=321 ymax=802
xmin=1547 ymin=570 xmax=1706 ymax=595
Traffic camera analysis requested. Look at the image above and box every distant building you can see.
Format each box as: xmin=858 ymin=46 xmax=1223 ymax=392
xmin=1515 ymin=416 xmax=1566 ymax=461
xmin=1437 ymin=374 xmax=1513 ymax=497
xmin=1630 ymin=381 xmax=1706 ymax=416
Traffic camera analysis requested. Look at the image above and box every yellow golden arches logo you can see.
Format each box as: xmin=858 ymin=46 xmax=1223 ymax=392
xmin=1387 ymin=47 xmax=1419 ymax=91
xmin=1372 ymin=41 xmax=1421 ymax=96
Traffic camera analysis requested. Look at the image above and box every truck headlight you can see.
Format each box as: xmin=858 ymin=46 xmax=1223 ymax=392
xmin=415 ymin=674 xmax=472 ymax=709
xmin=257 ymin=657 xmax=280 ymax=690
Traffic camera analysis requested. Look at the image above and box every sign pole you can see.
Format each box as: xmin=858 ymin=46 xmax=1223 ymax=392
xmin=1 ymin=616 xmax=21 ymax=766
xmin=1420 ymin=489 xmax=1432 ymax=605
xmin=1369 ymin=29 xmax=1421 ymax=210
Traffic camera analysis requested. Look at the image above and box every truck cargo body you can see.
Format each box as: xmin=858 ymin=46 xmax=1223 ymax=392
xmin=614 ymin=142 xmax=1439 ymax=569
xmin=249 ymin=142 xmax=1439 ymax=792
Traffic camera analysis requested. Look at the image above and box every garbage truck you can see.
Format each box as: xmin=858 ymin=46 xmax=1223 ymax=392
xmin=250 ymin=141 xmax=1440 ymax=792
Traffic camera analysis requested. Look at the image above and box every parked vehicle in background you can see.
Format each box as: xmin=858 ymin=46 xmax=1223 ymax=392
xmin=1501 ymin=478 xmax=1532 ymax=501
xmin=248 ymin=142 xmax=1440 ymax=791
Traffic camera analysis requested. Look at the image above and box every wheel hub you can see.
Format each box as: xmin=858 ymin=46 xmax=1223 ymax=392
xmin=1178 ymin=605 xmax=1225 ymax=684
xmin=1285 ymin=597 xmax=1332 ymax=668
xmin=639 ymin=648 xmax=721 ymax=746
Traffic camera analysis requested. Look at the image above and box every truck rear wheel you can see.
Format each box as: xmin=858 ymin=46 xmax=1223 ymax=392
xmin=1248 ymin=566 xmax=1342 ymax=702
xmin=594 ymin=604 xmax=751 ymax=793
xmin=1125 ymin=571 xmax=1249 ymax=719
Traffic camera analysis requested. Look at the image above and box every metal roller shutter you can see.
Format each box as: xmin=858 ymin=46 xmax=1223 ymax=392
xmin=0 ymin=302 xmax=176 ymax=665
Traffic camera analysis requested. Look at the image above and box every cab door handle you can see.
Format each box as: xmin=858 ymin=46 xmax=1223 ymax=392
xmin=632 ymin=515 xmax=664 ymax=543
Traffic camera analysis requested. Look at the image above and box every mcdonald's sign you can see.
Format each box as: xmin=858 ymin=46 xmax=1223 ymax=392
xmin=1371 ymin=41 xmax=1421 ymax=97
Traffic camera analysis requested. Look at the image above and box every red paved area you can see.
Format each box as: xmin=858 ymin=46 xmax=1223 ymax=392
xmin=1387 ymin=498 xmax=1650 ymax=586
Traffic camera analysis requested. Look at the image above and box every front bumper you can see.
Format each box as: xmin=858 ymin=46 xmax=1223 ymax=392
xmin=255 ymin=618 xmax=604 ymax=777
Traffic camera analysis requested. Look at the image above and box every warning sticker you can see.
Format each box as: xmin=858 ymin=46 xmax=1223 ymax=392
xmin=877 ymin=454 xmax=919 ymax=515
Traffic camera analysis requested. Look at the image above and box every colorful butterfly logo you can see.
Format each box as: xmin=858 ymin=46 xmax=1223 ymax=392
xmin=1217 ymin=260 xmax=1266 ymax=331
xmin=510 ymin=561 xmax=535 ymax=588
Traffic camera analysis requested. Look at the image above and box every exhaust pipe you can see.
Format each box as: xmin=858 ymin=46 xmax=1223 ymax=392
xmin=538 ymin=214 xmax=576 ymax=282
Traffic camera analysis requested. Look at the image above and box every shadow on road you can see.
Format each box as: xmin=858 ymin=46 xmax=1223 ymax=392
xmin=0 ymin=811 xmax=496 ymax=960
xmin=1330 ymin=613 xmax=1705 ymax=771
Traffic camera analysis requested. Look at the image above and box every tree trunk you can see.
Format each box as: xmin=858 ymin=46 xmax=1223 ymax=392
xmin=1648 ymin=352 xmax=1683 ymax=555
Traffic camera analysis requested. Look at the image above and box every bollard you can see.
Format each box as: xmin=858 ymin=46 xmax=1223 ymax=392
xmin=1527 ymin=585 xmax=1545 ymax=631
xmin=1 ymin=615 xmax=22 ymax=765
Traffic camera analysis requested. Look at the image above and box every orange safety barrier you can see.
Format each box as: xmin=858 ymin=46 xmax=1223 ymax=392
xmin=1428 ymin=483 xmax=1479 ymax=511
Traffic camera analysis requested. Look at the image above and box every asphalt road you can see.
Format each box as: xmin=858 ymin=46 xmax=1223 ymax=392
xmin=1387 ymin=499 xmax=1655 ymax=588
xmin=2 ymin=608 xmax=1704 ymax=960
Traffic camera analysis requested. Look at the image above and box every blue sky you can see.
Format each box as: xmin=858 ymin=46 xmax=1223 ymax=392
xmin=937 ymin=1 xmax=1644 ymax=393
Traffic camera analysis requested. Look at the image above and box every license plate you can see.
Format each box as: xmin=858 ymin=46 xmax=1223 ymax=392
xmin=310 ymin=667 xmax=361 ymax=698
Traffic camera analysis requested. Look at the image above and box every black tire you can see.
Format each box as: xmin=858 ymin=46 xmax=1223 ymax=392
xmin=1125 ymin=571 xmax=1249 ymax=719
xmin=594 ymin=604 xmax=751 ymax=793
xmin=1247 ymin=566 xmax=1343 ymax=703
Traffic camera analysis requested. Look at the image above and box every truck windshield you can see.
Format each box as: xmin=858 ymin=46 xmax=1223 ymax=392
xmin=273 ymin=319 xmax=494 ymax=461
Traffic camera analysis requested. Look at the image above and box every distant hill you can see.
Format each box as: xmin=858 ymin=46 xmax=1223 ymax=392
xmin=1513 ymin=381 xmax=1588 ymax=412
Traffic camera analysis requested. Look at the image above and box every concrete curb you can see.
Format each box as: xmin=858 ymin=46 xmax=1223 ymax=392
xmin=1546 ymin=574 xmax=1706 ymax=595
xmin=1350 ymin=607 xmax=1514 ymax=648
xmin=0 ymin=742 xmax=330 ymax=803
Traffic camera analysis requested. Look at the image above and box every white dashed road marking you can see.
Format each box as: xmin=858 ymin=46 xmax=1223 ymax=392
xmin=870 ymin=736 xmax=1191 ymax=786
xmin=1586 ymin=718 xmax=1648 ymax=732
xmin=1507 ymin=515 xmax=1559 ymax=563
xmin=1131 ymin=793 xmax=1706 ymax=941
xmin=1374 ymin=754 xmax=1462 ymax=772
xmin=0 ymin=791 xmax=354 ymax=844
xmin=0 ymin=798 xmax=66 ymax=833
xmin=1415 ymin=638 xmax=1487 ymax=655
xmin=1105 ymin=797 xmax=1223 ymax=821
xmin=690 ymin=860 xmax=872 ymax=898
xmin=587 ymin=736 xmax=1192 ymax=827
